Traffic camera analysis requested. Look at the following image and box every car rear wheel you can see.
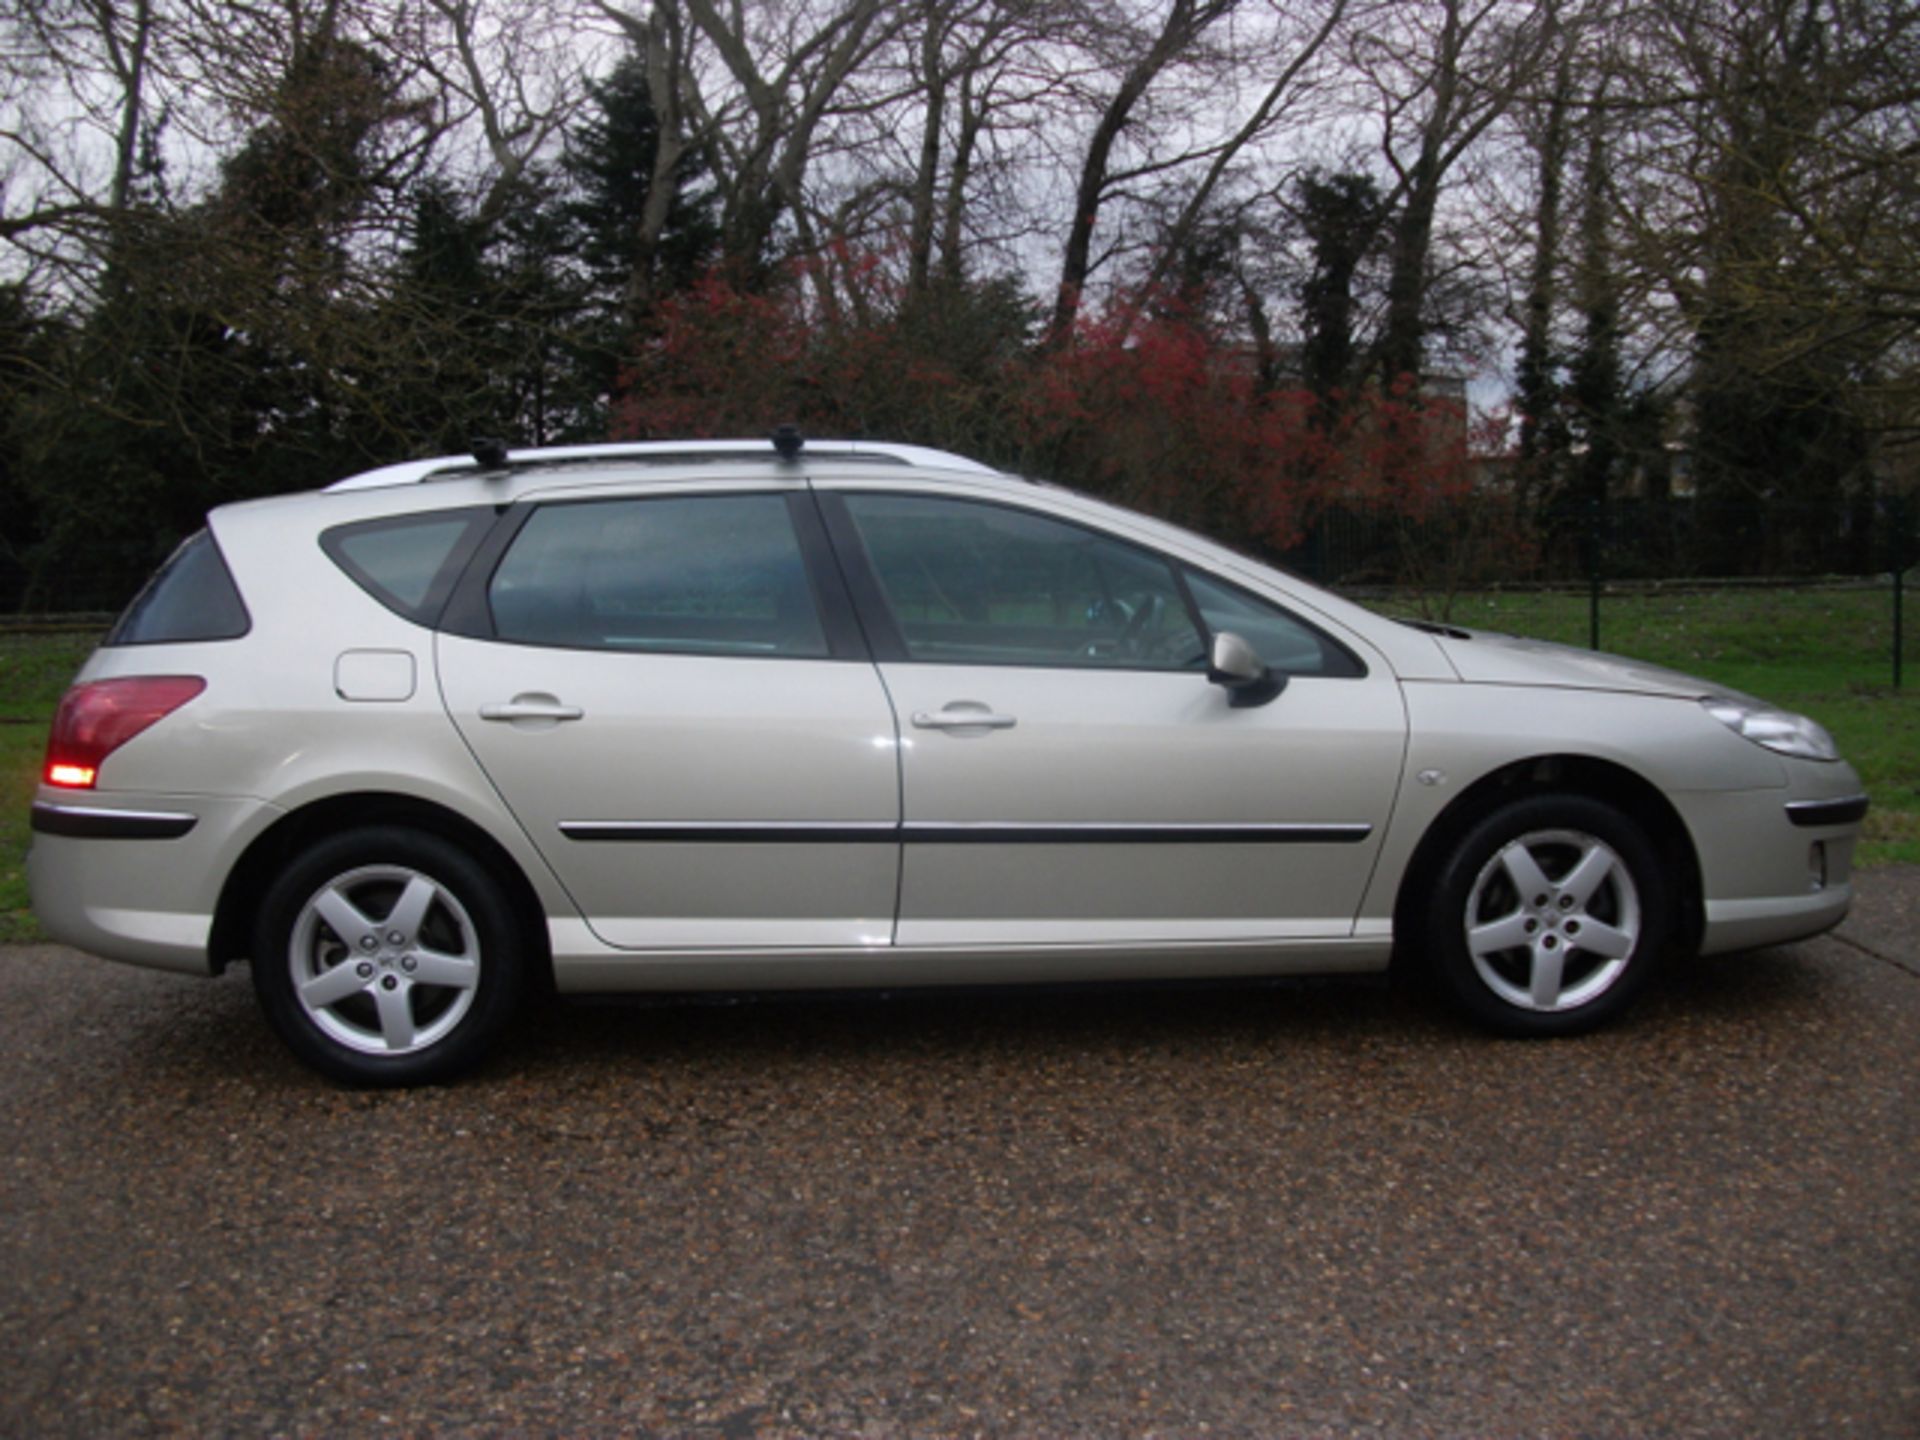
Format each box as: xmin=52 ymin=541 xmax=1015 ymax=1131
xmin=1428 ymin=794 xmax=1671 ymax=1036
xmin=251 ymin=827 xmax=524 ymax=1085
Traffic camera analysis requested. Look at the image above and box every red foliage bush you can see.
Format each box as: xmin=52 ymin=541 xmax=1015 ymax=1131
xmin=611 ymin=262 xmax=1494 ymax=567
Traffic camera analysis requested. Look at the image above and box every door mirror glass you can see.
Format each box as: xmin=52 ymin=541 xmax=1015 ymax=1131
xmin=1208 ymin=630 xmax=1285 ymax=707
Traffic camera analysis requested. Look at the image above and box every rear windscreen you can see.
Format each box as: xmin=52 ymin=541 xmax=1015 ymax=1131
xmin=106 ymin=530 xmax=251 ymax=645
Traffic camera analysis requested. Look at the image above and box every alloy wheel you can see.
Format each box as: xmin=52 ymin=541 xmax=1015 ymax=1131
xmin=287 ymin=863 xmax=482 ymax=1056
xmin=1462 ymin=828 xmax=1642 ymax=1013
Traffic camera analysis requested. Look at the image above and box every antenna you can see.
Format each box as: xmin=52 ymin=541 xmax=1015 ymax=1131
xmin=771 ymin=424 xmax=804 ymax=462
xmin=469 ymin=437 xmax=510 ymax=469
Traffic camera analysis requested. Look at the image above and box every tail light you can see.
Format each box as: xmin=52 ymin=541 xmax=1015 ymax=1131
xmin=43 ymin=676 xmax=206 ymax=789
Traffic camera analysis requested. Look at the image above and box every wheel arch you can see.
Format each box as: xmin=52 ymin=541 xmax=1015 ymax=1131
xmin=1392 ymin=754 xmax=1705 ymax=968
xmin=209 ymin=791 xmax=553 ymax=989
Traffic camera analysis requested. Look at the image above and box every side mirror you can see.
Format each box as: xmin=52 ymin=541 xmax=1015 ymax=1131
xmin=1208 ymin=630 xmax=1286 ymax=708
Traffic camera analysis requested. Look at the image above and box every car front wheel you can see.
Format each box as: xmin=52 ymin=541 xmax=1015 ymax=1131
xmin=251 ymin=827 xmax=525 ymax=1085
xmin=1428 ymin=794 xmax=1672 ymax=1036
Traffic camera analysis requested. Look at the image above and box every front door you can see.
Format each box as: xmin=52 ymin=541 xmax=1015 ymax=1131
xmin=825 ymin=490 xmax=1406 ymax=947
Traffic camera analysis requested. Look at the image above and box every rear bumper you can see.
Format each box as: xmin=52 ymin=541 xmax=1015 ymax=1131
xmin=27 ymin=791 xmax=281 ymax=976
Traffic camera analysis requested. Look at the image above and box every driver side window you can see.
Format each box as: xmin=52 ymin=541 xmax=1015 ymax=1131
xmin=841 ymin=494 xmax=1205 ymax=670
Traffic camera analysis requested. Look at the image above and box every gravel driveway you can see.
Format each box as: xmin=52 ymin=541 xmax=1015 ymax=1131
xmin=4 ymin=872 xmax=1916 ymax=1438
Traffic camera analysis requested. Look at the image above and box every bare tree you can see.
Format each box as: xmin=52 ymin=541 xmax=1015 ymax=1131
xmin=1 ymin=0 xmax=172 ymax=271
xmin=1046 ymin=0 xmax=1240 ymax=342
xmin=901 ymin=0 xmax=1008 ymax=295
xmin=584 ymin=1 xmax=719 ymax=330
xmin=898 ymin=0 xmax=1090 ymax=294
xmin=1513 ymin=49 xmax=1573 ymax=472
xmin=672 ymin=0 xmax=908 ymax=312
xmin=1137 ymin=0 xmax=1354 ymax=302
xmin=1601 ymin=0 xmax=1920 ymax=510
xmin=1350 ymin=0 xmax=1565 ymax=384
xmin=413 ymin=0 xmax=605 ymax=225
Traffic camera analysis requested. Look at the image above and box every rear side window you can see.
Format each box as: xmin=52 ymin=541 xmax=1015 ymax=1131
xmin=488 ymin=494 xmax=829 ymax=657
xmin=106 ymin=530 xmax=250 ymax=645
xmin=322 ymin=509 xmax=491 ymax=626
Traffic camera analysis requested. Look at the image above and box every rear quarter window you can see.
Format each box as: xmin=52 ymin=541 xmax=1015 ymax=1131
xmin=321 ymin=509 xmax=492 ymax=626
xmin=106 ymin=530 xmax=251 ymax=645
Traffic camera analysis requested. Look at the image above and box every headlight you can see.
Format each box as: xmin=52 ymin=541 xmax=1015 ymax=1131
xmin=1702 ymin=698 xmax=1840 ymax=761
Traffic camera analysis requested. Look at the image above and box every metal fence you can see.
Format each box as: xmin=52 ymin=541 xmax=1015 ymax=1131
xmin=1276 ymin=494 xmax=1915 ymax=689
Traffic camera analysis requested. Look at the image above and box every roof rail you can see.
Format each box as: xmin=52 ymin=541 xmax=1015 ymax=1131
xmin=324 ymin=438 xmax=1001 ymax=492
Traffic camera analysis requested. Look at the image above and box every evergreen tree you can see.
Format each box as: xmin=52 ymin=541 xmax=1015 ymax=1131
xmin=0 ymin=287 xmax=67 ymax=607
xmin=560 ymin=49 xmax=721 ymax=410
xmin=376 ymin=175 xmax=598 ymax=452
xmin=1295 ymin=171 xmax=1382 ymax=418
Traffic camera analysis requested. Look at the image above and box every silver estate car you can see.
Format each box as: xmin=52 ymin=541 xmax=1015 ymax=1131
xmin=29 ymin=437 xmax=1868 ymax=1084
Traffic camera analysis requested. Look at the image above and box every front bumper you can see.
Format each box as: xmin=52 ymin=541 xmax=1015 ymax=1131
xmin=1675 ymin=768 xmax=1867 ymax=957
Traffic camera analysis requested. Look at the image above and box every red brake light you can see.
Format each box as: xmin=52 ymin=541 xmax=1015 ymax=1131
xmin=43 ymin=676 xmax=206 ymax=789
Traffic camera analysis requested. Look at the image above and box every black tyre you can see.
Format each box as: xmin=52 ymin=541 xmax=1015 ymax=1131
xmin=251 ymin=826 xmax=526 ymax=1085
xmin=1427 ymin=794 xmax=1672 ymax=1037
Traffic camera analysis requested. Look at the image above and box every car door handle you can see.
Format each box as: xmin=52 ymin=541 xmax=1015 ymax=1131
xmin=479 ymin=696 xmax=584 ymax=722
xmin=912 ymin=707 xmax=1017 ymax=731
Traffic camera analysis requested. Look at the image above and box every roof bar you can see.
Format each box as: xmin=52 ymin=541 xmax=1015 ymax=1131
xmin=325 ymin=437 xmax=1001 ymax=492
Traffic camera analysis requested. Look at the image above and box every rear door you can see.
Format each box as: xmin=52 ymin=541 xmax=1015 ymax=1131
xmin=435 ymin=485 xmax=900 ymax=951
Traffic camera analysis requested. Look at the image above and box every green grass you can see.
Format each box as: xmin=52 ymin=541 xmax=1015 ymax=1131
xmin=1 ymin=629 xmax=104 ymax=942
xmin=1 ymin=586 xmax=1913 ymax=944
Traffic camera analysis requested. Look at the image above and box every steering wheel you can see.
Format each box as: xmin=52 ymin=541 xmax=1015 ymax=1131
xmin=1118 ymin=593 xmax=1165 ymax=656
